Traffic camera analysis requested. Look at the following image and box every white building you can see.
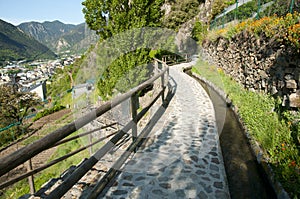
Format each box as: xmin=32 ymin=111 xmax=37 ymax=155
xmin=28 ymin=81 xmax=47 ymax=101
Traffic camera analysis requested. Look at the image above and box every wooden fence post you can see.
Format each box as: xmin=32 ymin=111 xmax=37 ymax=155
xmin=131 ymin=93 xmax=138 ymax=142
xmin=26 ymin=159 xmax=35 ymax=194
xmin=89 ymin=134 xmax=93 ymax=156
xmin=161 ymin=72 xmax=165 ymax=102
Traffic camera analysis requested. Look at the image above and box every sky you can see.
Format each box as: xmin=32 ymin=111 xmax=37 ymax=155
xmin=0 ymin=0 xmax=85 ymax=25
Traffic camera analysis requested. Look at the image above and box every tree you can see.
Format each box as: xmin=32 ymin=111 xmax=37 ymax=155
xmin=0 ymin=84 xmax=41 ymax=140
xmin=82 ymin=0 xmax=165 ymax=39
xmin=82 ymin=0 xmax=166 ymax=99
xmin=163 ymin=0 xmax=201 ymax=30
xmin=192 ymin=21 xmax=208 ymax=43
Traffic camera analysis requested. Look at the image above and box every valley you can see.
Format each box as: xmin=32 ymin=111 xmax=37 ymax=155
xmin=0 ymin=19 xmax=98 ymax=66
xmin=0 ymin=55 xmax=80 ymax=101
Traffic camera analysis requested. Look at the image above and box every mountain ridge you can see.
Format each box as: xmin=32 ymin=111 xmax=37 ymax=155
xmin=18 ymin=20 xmax=98 ymax=54
xmin=0 ymin=19 xmax=57 ymax=64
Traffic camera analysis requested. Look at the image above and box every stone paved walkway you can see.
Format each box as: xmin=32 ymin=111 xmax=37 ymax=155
xmin=101 ymin=63 xmax=230 ymax=199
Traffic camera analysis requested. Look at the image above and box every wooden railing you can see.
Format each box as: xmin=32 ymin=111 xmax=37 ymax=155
xmin=0 ymin=59 xmax=170 ymax=198
xmin=162 ymin=54 xmax=191 ymax=65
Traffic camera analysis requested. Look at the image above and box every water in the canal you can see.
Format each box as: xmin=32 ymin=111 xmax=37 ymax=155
xmin=188 ymin=71 xmax=276 ymax=199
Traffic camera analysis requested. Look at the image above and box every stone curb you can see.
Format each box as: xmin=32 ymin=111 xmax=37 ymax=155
xmin=183 ymin=66 xmax=290 ymax=199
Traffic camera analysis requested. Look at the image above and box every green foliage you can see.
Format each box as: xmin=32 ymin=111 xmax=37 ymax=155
xmin=0 ymin=84 xmax=41 ymax=146
xmin=0 ymin=19 xmax=57 ymax=63
xmin=97 ymin=49 xmax=152 ymax=100
xmin=212 ymin=0 xmax=257 ymax=27
xmin=83 ymin=0 xmax=164 ymax=39
xmin=47 ymin=69 xmax=71 ymax=101
xmin=81 ymin=27 xmax=178 ymax=100
xmin=280 ymin=109 xmax=300 ymax=156
xmin=193 ymin=59 xmax=300 ymax=197
xmin=164 ymin=0 xmax=201 ymax=30
xmin=262 ymin=0 xmax=300 ymax=17
xmin=210 ymin=0 xmax=300 ymax=30
xmin=192 ymin=21 xmax=208 ymax=43
xmin=32 ymin=105 xmax=66 ymax=122
xmin=0 ymin=125 xmax=20 ymax=148
xmin=47 ymin=55 xmax=85 ymax=105
xmin=82 ymin=0 xmax=170 ymax=100
xmin=207 ymin=12 xmax=300 ymax=50
xmin=211 ymin=0 xmax=236 ymax=20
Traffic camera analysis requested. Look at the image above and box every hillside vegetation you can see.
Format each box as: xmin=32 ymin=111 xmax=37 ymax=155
xmin=163 ymin=0 xmax=205 ymax=30
xmin=196 ymin=10 xmax=300 ymax=197
xmin=207 ymin=12 xmax=300 ymax=50
xmin=0 ymin=19 xmax=57 ymax=64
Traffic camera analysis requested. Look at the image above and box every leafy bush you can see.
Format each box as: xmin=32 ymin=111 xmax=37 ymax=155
xmin=192 ymin=21 xmax=208 ymax=43
xmin=164 ymin=0 xmax=201 ymax=30
xmin=0 ymin=126 xmax=20 ymax=147
xmin=33 ymin=105 xmax=66 ymax=122
xmin=97 ymin=49 xmax=152 ymax=100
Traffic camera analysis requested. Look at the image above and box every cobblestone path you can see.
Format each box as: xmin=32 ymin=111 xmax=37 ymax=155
xmin=102 ymin=63 xmax=230 ymax=198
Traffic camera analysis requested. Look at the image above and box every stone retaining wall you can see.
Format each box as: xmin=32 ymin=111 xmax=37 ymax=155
xmin=201 ymin=32 xmax=300 ymax=108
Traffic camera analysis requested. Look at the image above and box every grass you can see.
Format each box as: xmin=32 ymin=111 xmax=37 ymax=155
xmin=1 ymin=105 xmax=107 ymax=199
xmin=1 ymin=133 xmax=90 ymax=199
xmin=1 ymin=84 xmax=113 ymax=198
xmin=193 ymin=58 xmax=300 ymax=197
xmin=0 ymin=109 xmax=93 ymax=199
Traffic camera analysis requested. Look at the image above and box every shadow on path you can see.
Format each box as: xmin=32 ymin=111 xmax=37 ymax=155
xmin=100 ymin=65 xmax=230 ymax=199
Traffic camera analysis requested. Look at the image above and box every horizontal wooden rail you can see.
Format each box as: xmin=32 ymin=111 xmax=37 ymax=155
xmin=54 ymin=122 xmax=117 ymax=147
xmin=0 ymin=66 xmax=168 ymax=177
xmin=0 ymin=59 xmax=169 ymax=199
xmin=0 ymin=126 xmax=42 ymax=154
xmin=0 ymin=131 xmax=118 ymax=190
xmin=46 ymin=86 xmax=166 ymax=199
xmin=87 ymin=84 xmax=174 ymax=199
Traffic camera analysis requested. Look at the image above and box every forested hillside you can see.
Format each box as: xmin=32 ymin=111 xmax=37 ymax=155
xmin=0 ymin=19 xmax=57 ymax=64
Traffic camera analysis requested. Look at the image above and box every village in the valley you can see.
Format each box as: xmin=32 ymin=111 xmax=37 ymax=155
xmin=0 ymin=55 xmax=80 ymax=101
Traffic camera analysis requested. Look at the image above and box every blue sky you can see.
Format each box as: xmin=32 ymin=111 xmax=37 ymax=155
xmin=0 ymin=0 xmax=85 ymax=25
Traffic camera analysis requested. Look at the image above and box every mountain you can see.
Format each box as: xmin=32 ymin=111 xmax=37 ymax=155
xmin=0 ymin=19 xmax=57 ymax=64
xmin=18 ymin=21 xmax=98 ymax=54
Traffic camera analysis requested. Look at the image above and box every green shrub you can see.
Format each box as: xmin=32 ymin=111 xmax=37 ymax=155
xmin=33 ymin=105 xmax=66 ymax=122
xmin=164 ymin=0 xmax=201 ymax=30
xmin=192 ymin=21 xmax=208 ymax=43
